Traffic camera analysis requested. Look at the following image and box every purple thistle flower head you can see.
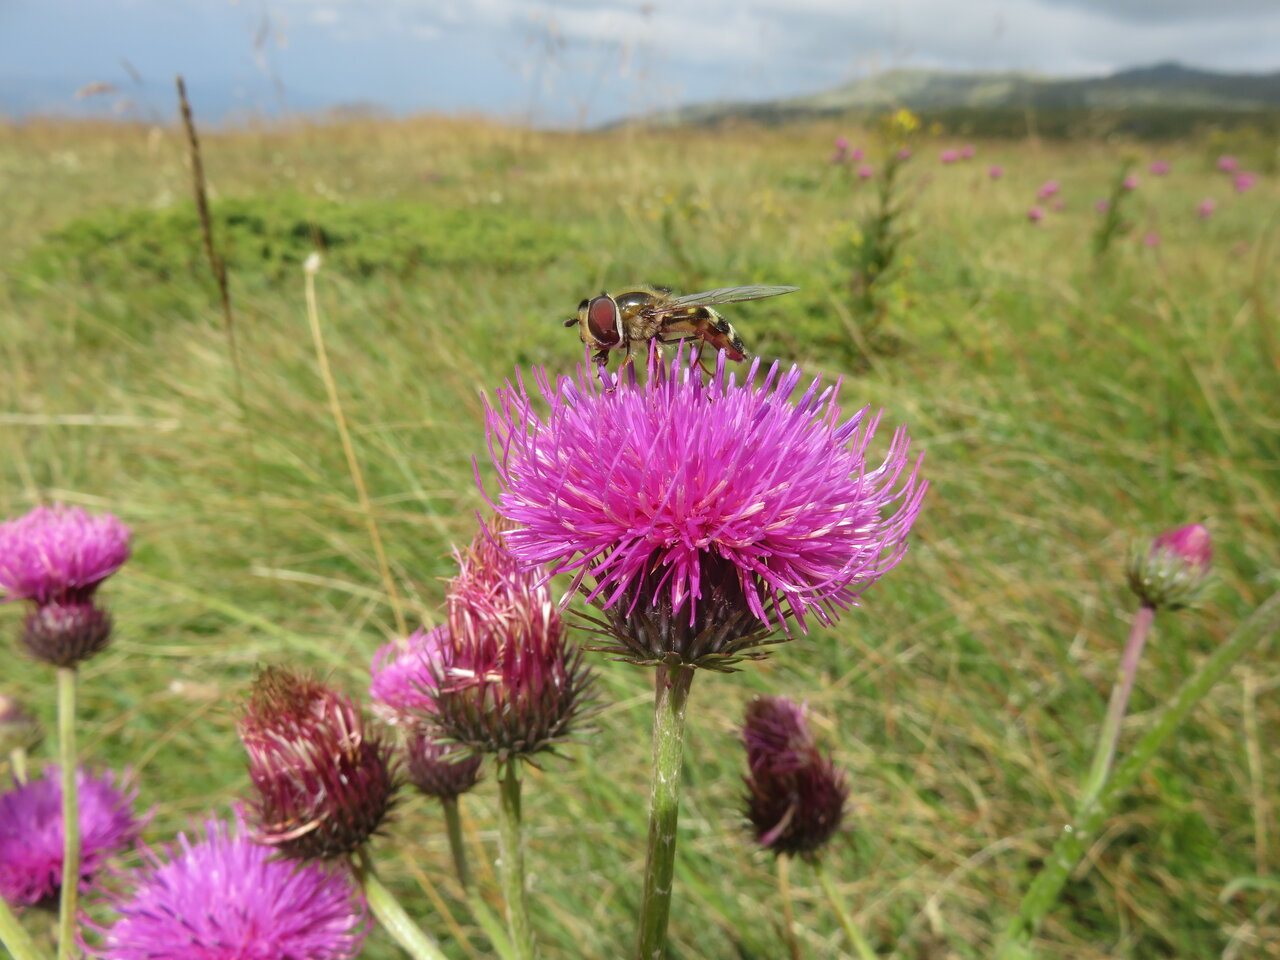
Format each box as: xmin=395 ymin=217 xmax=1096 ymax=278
xmin=896 ymin=146 xmax=912 ymax=161
xmin=0 ymin=766 xmax=142 ymax=908
xmin=1122 ymin=174 xmax=1140 ymax=191
xmin=238 ymin=668 xmax=398 ymax=859
xmin=485 ymin=347 xmax=925 ymax=669
xmin=1197 ymin=197 xmax=1217 ymax=219
xmin=1149 ymin=160 xmax=1170 ymax=175
xmin=939 ymin=148 xmax=958 ymax=164
xmin=742 ymin=696 xmax=847 ymax=859
xmin=1126 ymin=523 xmax=1213 ymax=612
xmin=833 ymin=135 xmax=849 ymax=152
xmin=432 ymin=518 xmax=596 ymax=760
xmin=0 ymin=506 xmax=130 ymax=606
xmin=21 ymin=600 xmax=113 ymax=668
xmin=369 ymin=626 xmax=449 ymax=725
xmin=1036 ymin=179 xmax=1059 ymax=200
xmin=960 ymin=144 xmax=975 ymax=159
xmin=1027 ymin=205 xmax=1045 ymax=223
xmin=1217 ymin=154 xmax=1239 ymax=173
xmin=405 ymin=729 xmax=483 ymax=800
xmin=94 ymin=814 xmax=367 ymax=960
xmin=856 ymin=163 xmax=874 ymax=180
xmin=849 ymin=146 xmax=865 ymax=162
xmin=988 ymin=164 xmax=1003 ymax=180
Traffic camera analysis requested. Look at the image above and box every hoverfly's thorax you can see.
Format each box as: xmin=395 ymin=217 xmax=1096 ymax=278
xmin=585 ymin=294 xmax=623 ymax=347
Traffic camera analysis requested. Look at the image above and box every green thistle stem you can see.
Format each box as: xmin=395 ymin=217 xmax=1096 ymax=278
xmin=0 ymin=897 xmax=50 ymax=960
xmin=1079 ymin=603 xmax=1155 ymax=814
xmin=355 ymin=849 xmax=450 ymax=960
xmin=997 ymin=588 xmax=1280 ymax=958
xmin=777 ymin=855 xmax=802 ymax=960
xmin=636 ymin=663 xmax=695 ymax=960
xmin=813 ymin=858 xmax=879 ymax=960
xmin=10 ymin=746 xmax=29 ymax=784
xmin=496 ymin=760 xmax=535 ymax=960
xmin=441 ymin=795 xmax=472 ymax=894
xmin=56 ymin=666 xmax=79 ymax=960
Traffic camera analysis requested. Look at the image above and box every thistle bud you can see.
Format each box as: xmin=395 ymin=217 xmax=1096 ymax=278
xmin=742 ymin=696 xmax=848 ymax=859
xmin=0 ymin=694 xmax=42 ymax=757
xmin=1126 ymin=523 xmax=1213 ymax=611
xmin=21 ymin=600 xmax=113 ymax=668
xmin=238 ymin=668 xmax=397 ymax=859
xmin=405 ymin=730 xmax=483 ymax=801
xmin=434 ymin=518 xmax=595 ymax=761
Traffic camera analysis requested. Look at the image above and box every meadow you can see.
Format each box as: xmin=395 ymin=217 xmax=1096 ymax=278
xmin=1 ymin=113 xmax=1277 ymax=959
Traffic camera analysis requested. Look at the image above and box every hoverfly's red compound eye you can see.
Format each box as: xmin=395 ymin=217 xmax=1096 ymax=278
xmin=586 ymin=295 xmax=622 ymax=347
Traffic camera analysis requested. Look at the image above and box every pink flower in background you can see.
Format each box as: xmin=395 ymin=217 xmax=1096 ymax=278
xmin=1036 ymin=180 xmax=1059 ymax=200
xmin=0 ymin=767 xmax=142 ymax=907
xmin=1217 ymin=154 xmax=1239 ymax=173
xmin=830 ymin=136 xmax=849 ymax=164
xmin=369 ymin=626 xmax=450 ymax=725
xmin=939 ymin=148 xmax=958 ymax=164
xmin=856 ymin=164 xmax=874 ymax=180
xmin=95 ymin=815 xmax=367 ymax=960
xmin=1197 ymin=198 xmax=1217 ymax=219
xmin=896 ymin=147 xmax=912 ymax=161
xmin=960 ymin=144 xmax=975 ymax=159
xmin=988 ymin=164 xmax=1003 ymax=179
xmin=1095 ymin=198 xmax=1110 ymax=213
xmin=1149 ymin=160 xmax=1170 ymax=175
xmin=1233 ymin=171 xmax=1257 ymax=193
xmin=1143 ymin=232 xmax=1161 ymax=248
xmin=1051 ymin=199 xmax=1065 ymax=211
xmin=1027 ymin=205 xmax=1045 ymax=223
xmin=1123 ymin=174 xmax=1140 ymax=191
xmin=849 ymin=146 xmax=864 ymax=161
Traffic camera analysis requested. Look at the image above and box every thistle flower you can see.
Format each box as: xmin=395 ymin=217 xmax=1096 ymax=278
xmin=1122 ymin=174 xmax=1140 ymax=191
xmin=849 ymin=146 xmax=864 ymax=162
xmin=0 ymin=506 xmax=130 ymax=606
xmin=1233 ymin=171 xmax=1258 ymax=193
xmin=1149 ymin=160 xmax=1170 ymax=175
xmin=1027 ymin=205 xmax=1044 ymax=223
xmin=1143 ymin=231 xmax=1161 ymax=248
xmin=960 ymin=144 xmax=975 ymax=159
xmin=830 ymin=136 xmax=849 ymax=164
xmin=369 ymin=626 xmax=449 ymax=726
xmin=431 ymin=519 xmax=596 ymax=760
xmin=1036 ymin=180 xmax=1059 ymax=200
xmin=742 ymin=696 xmax=847 ymax=859
xmin=1197 ymin=197 xmax=1217 ymax=219
xmin=896 ymin=147 xmax=912 ymax=161
xmin=0 ymin=766 xmax=141 ymax=907
xmin=94 ymin=815 xmax=367 ymax=960
xmin=856 ymin=163 xmax=874 ymax=180
xmin=939 ymin=148 xmax=958 ymax=164
xmin=405 ymin=730 xmax=483 ymax=800
xmin=1126 ymin=523 xmax=1213 ymax=611
xmin=1217 ymin=154 xmax=1239 ymax=173
xmin=238 ymin=668 xmax=397 ymax=860
xmin=1094 ymin=198 xmax=1110 ymax=214
xmin=484 ymin=347 xmax=925 ymax=669
xmin=988 ymin=164 xmax=1003 ymax=180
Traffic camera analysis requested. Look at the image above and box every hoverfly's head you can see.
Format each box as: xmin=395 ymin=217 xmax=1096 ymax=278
xmin=578 ymin=292 xmax=622 ymax=351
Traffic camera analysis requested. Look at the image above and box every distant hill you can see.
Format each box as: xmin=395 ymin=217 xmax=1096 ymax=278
xmin=627 ymin=63 xmax=1280 ymax=131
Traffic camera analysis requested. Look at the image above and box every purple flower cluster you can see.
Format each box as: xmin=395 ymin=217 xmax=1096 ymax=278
xmin=742 ymin=696 xmax=847 ymax=858
xmin=95 ymin=815 xmax=367 ymax=960
xmin=1127 ymin=523 xmax=1213 ymax=611
xmin=0 ymin=767 xmax=141 ymax=907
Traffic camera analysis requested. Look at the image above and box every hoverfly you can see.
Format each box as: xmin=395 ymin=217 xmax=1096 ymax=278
xmin=565 ymin=284 xmax=798 ymax=368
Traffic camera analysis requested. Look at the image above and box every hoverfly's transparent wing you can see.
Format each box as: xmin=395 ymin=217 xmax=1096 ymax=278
xmin=665 ymin=285 xmax=799 ymax=308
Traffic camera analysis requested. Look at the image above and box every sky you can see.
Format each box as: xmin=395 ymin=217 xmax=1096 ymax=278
xmin=2 ymin=0 xmax=1278 ymax=126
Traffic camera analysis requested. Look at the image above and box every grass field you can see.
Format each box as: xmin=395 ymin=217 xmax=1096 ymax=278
xmin=1 ymin=114 xmax=1278 ymax=959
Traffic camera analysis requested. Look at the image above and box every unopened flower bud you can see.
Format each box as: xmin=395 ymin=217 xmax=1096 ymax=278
xmin=0 ymin=694 xmax=42 ymax=756
xmin=1126 ymin=523 xmax=1213 ymax=611
xmin=21 ymin=600 xmax=113 ymax=667
xmin=238 ymin=668 xmax=397 ymax=859
xmin=742 ymin=696 xmax=848 ymax=859
xmin=405 ymin=730 xmax=483 ymax=801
